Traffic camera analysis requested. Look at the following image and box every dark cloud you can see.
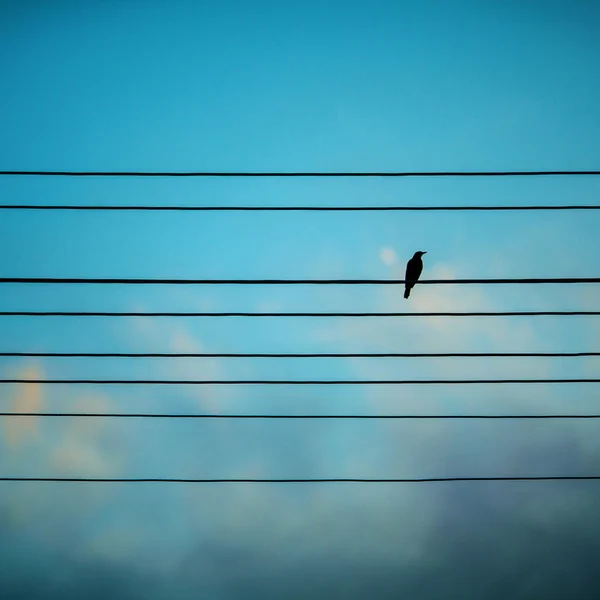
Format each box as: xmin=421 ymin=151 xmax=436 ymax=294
xmin=2 ymin=414 xmax=600 ymax=600
xmin=3 ymin=479 xmax=600 ymax=600
xmin=0 ymin=559 xmax=143 ymax=600
xmin=175 ymin=483 xmax=600 ymax=600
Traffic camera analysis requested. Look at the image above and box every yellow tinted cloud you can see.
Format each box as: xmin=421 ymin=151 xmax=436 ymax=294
xmin=2 ymin=363 xmax=45 ymax=451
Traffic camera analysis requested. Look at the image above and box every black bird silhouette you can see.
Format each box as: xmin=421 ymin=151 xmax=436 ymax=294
xmin=404 ymin=251 xmax=427 ymax=299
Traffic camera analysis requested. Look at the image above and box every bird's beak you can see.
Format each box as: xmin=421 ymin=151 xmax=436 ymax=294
xmin=422 ymin=251 xmax=427 ymax=254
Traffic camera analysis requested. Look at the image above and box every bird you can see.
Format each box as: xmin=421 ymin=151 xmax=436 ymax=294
xmin=404 ymin=251 xmax=426 ymax=299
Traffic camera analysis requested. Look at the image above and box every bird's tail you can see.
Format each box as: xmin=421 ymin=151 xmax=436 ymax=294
xmin=404 ymin=286 xmax=411 ymax=299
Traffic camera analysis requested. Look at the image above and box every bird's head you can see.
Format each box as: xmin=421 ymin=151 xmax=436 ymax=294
xmin=414 ymin=251 xmax=427 ymax=258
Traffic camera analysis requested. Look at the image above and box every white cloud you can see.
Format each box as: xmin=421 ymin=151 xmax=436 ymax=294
xmin=127 ymin=317 xmax=235 ymax=413
xmin=51 ymin=392 xmax=124 ymax=478
xmin=311 ymin=262 xmax=557 ymax=418
xmin=379 ymin=247 xmax=398 ymax=266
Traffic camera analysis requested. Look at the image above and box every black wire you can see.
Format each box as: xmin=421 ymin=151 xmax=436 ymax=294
xmin=2 ymin=170 xmax=600 ymax=177
xmin=2 ymin=378 xmax=599 ymax=385
xmin=1 ymin=476 xmax=599 ymax=483
xmin=2 ymin=412 xmax=600 ymax=419
xmin=1 ymin=278 xmax=599 ymax=285
xmin=0 ymin=352 xmax=597 ymax=358
xmin=1 ymin=205 xmax=600 ymax=211
xmin=1 ymin=311 xmax=598 ymax=317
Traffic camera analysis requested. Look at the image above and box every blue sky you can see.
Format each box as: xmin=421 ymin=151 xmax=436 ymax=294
xmin=1 ymin=1 xmax=600 ymax=598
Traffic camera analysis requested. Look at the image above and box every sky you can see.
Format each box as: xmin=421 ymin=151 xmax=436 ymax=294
xmin=1 ymin=1 xmax=600 ymax=598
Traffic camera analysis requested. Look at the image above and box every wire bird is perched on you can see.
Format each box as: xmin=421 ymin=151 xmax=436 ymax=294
xmin=404 ymin=251 xmax=427 ymax=299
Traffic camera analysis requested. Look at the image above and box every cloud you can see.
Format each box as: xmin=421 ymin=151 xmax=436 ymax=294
xmin=51 ymin=392 xmax=124 ymax=478
xmin=1 ymin=263 xmax=598 ymax=600
xmin=314 ymin=263 xmax=529 ymax=356
xmin=2 ymin=363 xmax=45 ymax=451
xmin=171 ymin=329 xmax=203 ymax=355
xmin=52 ymin=443 xmax=116 ymax=477
xmin=310 ymin=261 xmax=561 ymax=422
xmin=128 ymin=316 xmax=234 ymax=413
xmin=0 ymin=360 xmax=124 ymax=477
xmin=1 ymin=305 xmax=599 ymax=600
xmin=379 ymin=247 xmax=398 ymax=266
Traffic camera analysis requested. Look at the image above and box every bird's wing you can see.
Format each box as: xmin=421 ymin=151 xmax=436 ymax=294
xmin=405 ymin=258 xmax=417 ymax=281
xmin=415 ymin=261 xmax=423 ymax=280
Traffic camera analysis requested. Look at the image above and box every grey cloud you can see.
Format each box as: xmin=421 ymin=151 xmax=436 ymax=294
xmin=2 ymin=476 xmax=600 ymax=600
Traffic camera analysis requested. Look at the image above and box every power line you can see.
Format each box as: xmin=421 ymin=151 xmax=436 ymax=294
xmin=2 ymin=412 xmax=600 ymax=419
xmin=0 ymin=351 xmax=597 ymax=358
xmin=1 ymin=204 xmax=600 ymax=211
xmin=1 ymin=277 xmax=599 ymax=285
xmin=1 ymin=170 xmax=600 ymax=177
xmin=1 ymin=476 xmax=599 ymax=483
xmin=1 ymin=310 xmax=598 ymax=317
xmin=2 ymin=378 xmax=599 ymax=385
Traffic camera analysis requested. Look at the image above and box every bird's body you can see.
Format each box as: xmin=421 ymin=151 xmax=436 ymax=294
xmin=404 ymin=251 xmax=426 ymax=299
